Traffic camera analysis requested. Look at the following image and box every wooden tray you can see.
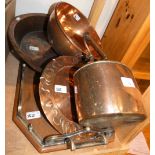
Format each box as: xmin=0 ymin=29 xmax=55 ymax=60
xmin=13 ymin=63 xmax=70 ymax=153
xmin=13 ymin=62 xmax=114 ymax=153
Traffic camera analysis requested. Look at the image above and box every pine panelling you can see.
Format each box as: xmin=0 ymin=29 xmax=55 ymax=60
xmin=121 ymin=14 xmax=150 ymax=68
xmin=133 ymin=43 xmax=150 ymax=72
xmin=132 ymin=42 xmax=150 ymax=80
xmin=101 ymin=0 xmax=150 ymax=61
xmin=88 ymin=0 xmax=105 ymax=28
xmin=133 ymin=71 xmax=150 ymax=80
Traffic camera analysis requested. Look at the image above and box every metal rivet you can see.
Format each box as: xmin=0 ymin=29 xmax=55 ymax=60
xmin=28 ymin=123 xmax=33 ymax=132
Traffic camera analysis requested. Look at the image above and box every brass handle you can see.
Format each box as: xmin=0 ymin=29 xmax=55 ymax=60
xmin=83 ymin=32 xmax=108 ymax=60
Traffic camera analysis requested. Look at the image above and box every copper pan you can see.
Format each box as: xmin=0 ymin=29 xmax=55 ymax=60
xmin=47 ymin=2 xmax=103 ymax=60
xmin=73 ymin=61 xmax=146 ymax=130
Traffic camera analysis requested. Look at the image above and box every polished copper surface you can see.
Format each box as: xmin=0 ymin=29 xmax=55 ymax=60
xmin=39 ymin=56 xmax=83 ymax=134
xmin=47 ymin=2 xmax=102 ymax=60
xmin=73 ymin=61 xmax=146 ymax=129
xmin=13 ymin=62 xmax=114 ymax=153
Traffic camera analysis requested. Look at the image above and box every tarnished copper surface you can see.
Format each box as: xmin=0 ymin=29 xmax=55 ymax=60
xmin=39 ymin=56 xmax=83 ymax=134
xmin=47 ymin=2 xmax=102 ymax=60
xmin=74 ymin=61 xmax=146 ymax=129
xmin=8 ymin=13 xmax=57 ymax=72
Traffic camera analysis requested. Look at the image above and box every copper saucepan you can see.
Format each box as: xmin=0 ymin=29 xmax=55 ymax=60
xmin=47 ymin=2 xmax=104 ymax=60
xmin=73 ymin=61 xmax=146 ymax=130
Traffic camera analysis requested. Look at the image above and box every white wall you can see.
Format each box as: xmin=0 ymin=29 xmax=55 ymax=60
xmin=15 ymin=0 xmax=94 ymax=17
xmin=15 ymin=0 xmax=118 ymax=38
xmin=95 ymin=0 xmax=119 ymax=38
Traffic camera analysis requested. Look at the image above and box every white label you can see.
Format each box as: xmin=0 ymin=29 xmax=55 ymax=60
xmin=121 ymin=77 xmax=135 ymax=88
xmin=74 ymin=86 xmax=78 ymax=94
xmin=26 ymin=111 xmax=41 ymax=120
xmin=54 ymin=85 xmax=67 ymax=93
xmin=73 ymin=13 xmax=81 ymax=21
xmin=29 ymin=45 xmax=39 ymax=51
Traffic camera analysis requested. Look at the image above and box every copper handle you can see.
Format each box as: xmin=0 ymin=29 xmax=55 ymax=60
xmin=83 ymin=33 xmax=108 ymax=60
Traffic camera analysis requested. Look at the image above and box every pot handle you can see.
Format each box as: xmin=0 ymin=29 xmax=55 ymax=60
xmin=83 ymin=33 xmax=108 ymax=60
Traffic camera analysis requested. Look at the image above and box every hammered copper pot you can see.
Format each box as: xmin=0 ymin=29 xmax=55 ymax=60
xmin=47 ymin=2 xmax=102 ymax=60
xmin=73 ymin=61 xmax=146 ymax=130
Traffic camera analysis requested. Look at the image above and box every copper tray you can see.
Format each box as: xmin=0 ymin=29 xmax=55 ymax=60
xmin=13 ymin=60 xmax=114 ymax=153
xmin=13 ymin=63 xmax=67 ymax=153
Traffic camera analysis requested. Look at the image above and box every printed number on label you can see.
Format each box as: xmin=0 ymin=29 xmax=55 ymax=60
xmin=26 ymin=111 xmax=41 ymax=120
xmin=73 ymin=13 xmax=81 ymax=21
xmin=29 ymin=45 xmax=39 ymax=51
xmin=54 ymin=85 xmax=67 ymax=93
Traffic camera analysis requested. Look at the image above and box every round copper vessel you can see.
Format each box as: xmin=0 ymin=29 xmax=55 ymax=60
xmin=73 ymin=61 xmax=146 ymax=129
xmin=47 ymin=2 xmax=102 ymax=60
xmin=8 ymin=13 xmax=57 ymax=72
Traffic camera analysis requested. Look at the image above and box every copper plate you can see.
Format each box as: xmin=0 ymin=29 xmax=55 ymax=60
xmin=39 ymin=56 xmax=83 ymax=134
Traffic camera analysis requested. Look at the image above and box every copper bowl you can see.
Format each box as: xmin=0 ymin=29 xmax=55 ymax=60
xmin=47 ymin=2 xmax=102 ymax=60
xmin=8 ymin=13 xmax=57 ymax=72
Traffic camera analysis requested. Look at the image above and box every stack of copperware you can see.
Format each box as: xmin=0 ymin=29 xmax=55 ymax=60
xmin=8 ymin=2 xmax=146 ymax=153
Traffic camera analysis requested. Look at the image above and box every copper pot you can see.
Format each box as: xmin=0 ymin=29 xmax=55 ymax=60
xmin=8 ymin=13 xmax=57 ymax=72
xmin=73 ymin=61 xmax=146 ymax=130
xmin=47 ymin=2 xmax=102 ymax=60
